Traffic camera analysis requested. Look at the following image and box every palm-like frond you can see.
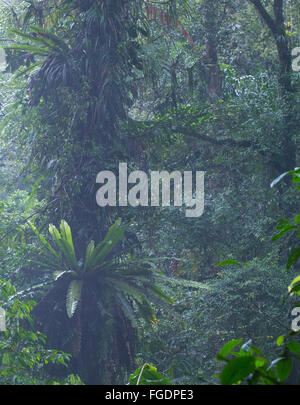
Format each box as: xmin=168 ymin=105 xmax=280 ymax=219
xmin=5 ymin=25 xmax=76 ymax=102
xmin=48 ymin=222 xmax=79 ymax=271
xmin=86 ymin=219 xmax=130 ymax=272
xmin=7 ymin=26 xmax=69 ymax=55
xmin=30 ymin=218 xmax=208 ymax=328
xmin=31 ymin=219 xmax=174 ymax=323
xmin=66 ymin=280 xmax=82 ymax=319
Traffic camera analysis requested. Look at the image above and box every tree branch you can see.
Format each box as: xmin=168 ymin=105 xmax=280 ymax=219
xmin=273 ymin=0 xmax=284 ymax=27
xmin=248 ymin=0 xmax=277 ymax=35
xmin=183 ymin=128 xmax=252 ymax=148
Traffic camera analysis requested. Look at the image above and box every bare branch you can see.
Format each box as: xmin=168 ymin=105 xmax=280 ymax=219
xmin=248 ymin=0 xmax=277 ymax=35
xmin=182 ymin=128 xmax=252 ymax=148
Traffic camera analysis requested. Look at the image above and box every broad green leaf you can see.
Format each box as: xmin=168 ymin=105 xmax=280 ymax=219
xmin=289 ymin=283 xmax=300 ymax=295
xmin=29 ymin=221 xmax=58 ymax=258
xmin=85 ymin=240 xmax=105 ymax=269
xmin=287 ymin=341 xmax=300 ymax=354
xmin=59 ymin=220 xmax=78 ymax=269
xmin=276 ymin=336 xmax=285 ymax=346
xmin=49 ymin=223 xmax=61 ymax=243
xmin=110 ymin=279 xmax=145 ymax=305
xmin=293 ymin=176 xmax=300 ymax=184
xmin=217 ymin=339 xmax=243 ymax=360
xmin=49 ymin=222 xmax=78 ymax=270
xmin=276 ymin=357 xmax=292 ymax=381
xmin=84 ymin=240 xmax=95 ymax=270
xmin=66 ymin=280 xmax=82 ymax=318
xmin=272 ymin=224 xmax=297 ymax=241
xmin=289 ymin=276 xmax=300 ymax=290
xmin=103 ymin=218 xmax=122 ymax=242
xmin=88 ymin=220 xmax=129 ymax=271
xmin=110 ymin=280 xmax=156 ymax=323
xmin=116 ymin=292 xmax=138 ymax=328
xmin=254 ymin=357 xmax=267 ymax=368
xmin=220 ymin=356 xmax=255 ymax=385
xmin=287 ymin=247 xmax=300 ymax=270
xmin=149 ymin=285 xmax=174 ymax=304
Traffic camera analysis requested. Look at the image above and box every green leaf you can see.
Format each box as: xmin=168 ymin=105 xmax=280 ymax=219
xmin=276 ymin=357 xmax=292 ymax=381
xmin=49 ymin=223 xmax=61 ymax=243
xmin=289 ymin=283 xmax=300 ymax=295
xmin=110 ymin=279 xmax=156 ymax=323
xmin=220 ymin=356 xmax=255 ymax=385
xmin=129 ymin=363 xmax=172 ymax=385
xmin=149 ymin=285 xmax=174 ymax=304
xmin=287 ymin=341 xmax=300 ymax=354
xmin=289 ymin=276 xmax=300 ymax=291
xmin=115 ymin=292 xmax=138 ymax=328
xmin=110 ymin=280 xmax=145 ymax=305
xmin=88 ymin=220 xmax=128 ymax=271
xmin=29 ymin=221 xmax=58 ymax=259
xmin=30 ymin=25 xmax=69 ymax=52
xmin=49 ymin=222 xmax=78 ymax=271
xmin=59 ymin=220 xmax=78 ymax=269
xmin=84 ymin=240 xmax=95 ymax=270
xmin=254 ymin=357 xmax=267 ymax=368
xmin=293 ymin=175 xmax=300 ymax=184
xmin=217 ymin=339 xmax=243 ymax=360
xmin=5 ymin=44 xmax=52 ymax=55
xmin=66 ymin=280 xmax=82 ymax=318
xmin=276 ymin=336 xmax=285 ymax=346
xmin=272 ymin=224 xmax=297 ymax=241
xmin=287 ymin=247 xmax=300 ymax=270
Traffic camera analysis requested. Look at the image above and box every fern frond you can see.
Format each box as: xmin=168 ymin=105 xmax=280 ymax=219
xmin=29 ymin=221 xmax=58 ymax=258
xmin=116 ymin=292 xmax=138 ymax=328
xmin=5 ymin=44 xmax=51 ymax=55
xmin=66 ymin=280 xmax=82 ymax=319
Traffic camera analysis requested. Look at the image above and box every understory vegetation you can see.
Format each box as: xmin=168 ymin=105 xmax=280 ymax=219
xmin=0 ymin=0 xmax=299 ymax=385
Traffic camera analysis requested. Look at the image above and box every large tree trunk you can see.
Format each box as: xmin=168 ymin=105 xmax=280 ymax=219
xmin=248 ymin=0 xmax=296 ymax=172
xmin=201 ymin=0 xmax=223 ymax=102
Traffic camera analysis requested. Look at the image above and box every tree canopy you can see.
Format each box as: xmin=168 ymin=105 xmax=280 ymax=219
xmin=0 ymin=0 xmax=299 ymax=386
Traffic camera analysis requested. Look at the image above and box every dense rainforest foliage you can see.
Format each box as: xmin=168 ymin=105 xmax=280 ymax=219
xmin=0 ymin=0 xmax=299 ymax=385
